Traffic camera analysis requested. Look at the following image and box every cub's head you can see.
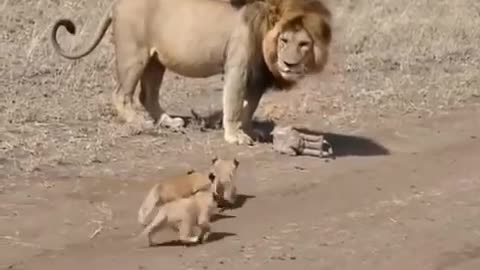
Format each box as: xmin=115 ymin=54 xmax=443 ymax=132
xmin=261 ymin=0 xmax=332 ymax=84
xmin=209 ymin=156 xmax=240 ymax=205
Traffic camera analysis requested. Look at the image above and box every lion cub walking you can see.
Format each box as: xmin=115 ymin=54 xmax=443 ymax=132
xmin=137 ymin=157 xmax=240 ymax=226
xmin=137 ymin=157 xmax=240 ymax=245
xmin=139 ymin=173 xmax=218 ymax=246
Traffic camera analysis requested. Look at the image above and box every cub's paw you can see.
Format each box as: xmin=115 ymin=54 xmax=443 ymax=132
xmin=199 ymin=231 xmax=210 ymax=243
xmin=180 ymin=236 xmax=200 ymax=247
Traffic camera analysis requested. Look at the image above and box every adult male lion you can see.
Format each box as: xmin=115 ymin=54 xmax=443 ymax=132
xmin=50 ymin=0 xmax=332 ymax=145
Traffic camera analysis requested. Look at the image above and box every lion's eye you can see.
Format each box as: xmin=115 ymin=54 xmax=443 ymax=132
xmin=280 ymin=37 xmax=288 ymax=44
xmin=299 ymin=41 xmax=310 ymax=48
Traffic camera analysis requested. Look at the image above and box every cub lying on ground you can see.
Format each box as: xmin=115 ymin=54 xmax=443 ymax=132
xmin=138 ymin=174 xmax=218 ymax=246
xmin=137 ymin=157 xmax=240 ymax=226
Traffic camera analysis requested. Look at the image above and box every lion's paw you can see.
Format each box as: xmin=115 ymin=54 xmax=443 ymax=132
xmin=181 ymin=235 xmax=200 ymax=245
xmin=224 ymin=130 xmax=254 ymax=145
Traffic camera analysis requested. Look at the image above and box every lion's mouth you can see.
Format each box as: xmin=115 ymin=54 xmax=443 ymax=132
xmin=277 ymin=61 xmax=305 ymax=79
xmin=279 ymin=69 xmax=304 ymax=81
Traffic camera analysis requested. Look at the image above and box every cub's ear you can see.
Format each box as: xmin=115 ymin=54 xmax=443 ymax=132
xmin=211 ymin=156 xmax=218 ymax=164
xmin=233 ymin=158 xmax=239 ymax=168
xmin=208 ymin=172 xmax=216 ymax=183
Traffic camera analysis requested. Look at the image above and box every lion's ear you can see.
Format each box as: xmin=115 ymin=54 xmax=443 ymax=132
xmin=311 ymin=43 xmax=329 ymax=73
xmin=233 ymin=158 xmax=239 ymax=168
xmin=211 ymin=156 xmax=218 ymax=164
xmin=208 ymin=172 xmax=216 ymax=183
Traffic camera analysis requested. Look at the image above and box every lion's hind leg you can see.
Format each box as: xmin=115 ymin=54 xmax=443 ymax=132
xmin=137 ymin=183 xmax=161 ymax=226
xmin=178 ymin=215 xmax=199 ymax=244
xmin=111 ymin=23 xmax=150 ymax=132
xmin=197 ymin=210 xmax=212 ymax=243
xmin=139 ymin=206 xmax=168 ymax=247
xmin=140 ymin=55 xmax=185 ymax=130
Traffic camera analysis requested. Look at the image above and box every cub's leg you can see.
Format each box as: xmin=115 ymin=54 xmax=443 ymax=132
xmin=140 ymin=56 xmax=185 ymax=130
xmin=178 ymin=215 xmax=199 ymax=244
xmin=197 ymin=209 xmax=212 ymax=243
xmin=139 ymin=207 xmax=168 ymax=246
xmin=111 ymin=21 xmax=149 ymax=131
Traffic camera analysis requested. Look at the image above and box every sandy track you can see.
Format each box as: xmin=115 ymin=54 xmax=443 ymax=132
xmin=2 ymin=106 xmax=480 ymax=270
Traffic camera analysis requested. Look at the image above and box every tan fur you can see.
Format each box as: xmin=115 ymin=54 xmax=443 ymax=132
xmin=137 ymin=158 xmax=240 ymax=226
xmin=50 ymin=0 xmax=332 ymax=145
xmin=139 ymin=183 xmax=217 ymax=246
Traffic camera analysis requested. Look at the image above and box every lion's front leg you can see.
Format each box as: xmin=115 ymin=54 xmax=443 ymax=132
xmin=222 ymin=67 xmax=254 ymax=145
xmin=242 ymin=90 xmax=269 ymax=142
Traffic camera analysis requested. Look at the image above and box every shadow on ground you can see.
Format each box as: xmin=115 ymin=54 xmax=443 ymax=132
xmin=211 ymin=213 xmax=236 ymax=222
xmin=175 ymin=110 xmax=389 ymax=157
xmin=435 ymin=245 xmax=480 ymax=270
xmin=151 ymin=232 xmax=237 ymax=247
xmin=297 ymin=129 xmax=390 ymax=157
xmin=218 ymin=194 xmax=256 ymax=212
xmin=252 ymin=120 xmax=390 ymax=157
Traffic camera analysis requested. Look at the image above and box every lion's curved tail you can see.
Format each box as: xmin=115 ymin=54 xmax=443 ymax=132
xmin=138 ymin=184 xmax=163 ymax=226
xmin=50 ymin=9 xmax=112 ymax=60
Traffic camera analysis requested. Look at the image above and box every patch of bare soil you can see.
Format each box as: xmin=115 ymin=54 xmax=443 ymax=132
xmin=1 ymin=0 xmax=480 ymax=269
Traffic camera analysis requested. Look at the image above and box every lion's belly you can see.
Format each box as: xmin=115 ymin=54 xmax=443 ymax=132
xmin=155 ymin=46 xmax=226 ymax=78
xmin=151 ymin=25 xmax=233 ymax=78
xmin=148 ymin=0 xmax=239 ymax=78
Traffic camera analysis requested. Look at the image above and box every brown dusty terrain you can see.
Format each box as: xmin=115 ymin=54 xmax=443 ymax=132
xmin=1 ymin=0 xmax=480 ymax=269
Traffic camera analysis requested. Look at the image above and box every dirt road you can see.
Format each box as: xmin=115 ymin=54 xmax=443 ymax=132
xmin=2 ymin=0 xmax=480 ymax=269
xmin=2 ymin=105 xmax=480 ymax=270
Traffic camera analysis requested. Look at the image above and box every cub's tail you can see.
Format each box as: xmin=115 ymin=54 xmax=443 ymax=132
xmin=138 ymin=184 xmax=162 ymax=226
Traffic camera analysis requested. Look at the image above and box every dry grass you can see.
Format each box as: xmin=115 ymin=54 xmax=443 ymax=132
xmin=339 ymin=0 xmax=480 ymax=114
xmin=263 ymin=0 xmax=480 ymax=125
xmin=1 ymin=2 xmax=480 ymax=267
xmin=0 ymin=0 xmax=479 ymax=180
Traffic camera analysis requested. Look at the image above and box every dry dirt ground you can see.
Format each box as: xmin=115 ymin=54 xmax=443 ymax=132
xmin=1 ymin=0 xmax=480 ymax=269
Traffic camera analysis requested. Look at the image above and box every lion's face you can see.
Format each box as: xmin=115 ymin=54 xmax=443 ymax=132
xmin=275 ymin=27 xmax=313 ymax=81
xmin=210 ymin=157 xmax=240 ymax=205
xmin=262 ymin=14 xmax=331 ymax=85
